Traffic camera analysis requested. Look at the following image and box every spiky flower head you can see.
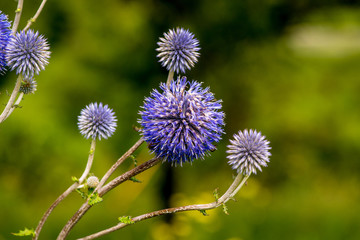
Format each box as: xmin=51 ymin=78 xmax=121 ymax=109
xmin=78 ymin=102 xmax=117 ymax=140
xmin=227 ymin=129 xmax=271 ymax=175
xmin=0 ymin=11 xmax=11 ymax=73
xmin=6 ymin=29 xmax=50 ymax=78
xmin=139 ymin=76 xmax=225 ymax=166
xmin=87 ymin=176 xmax=99 ymax=188
xmin=20 ymin=77 xmax=37 ymax=94
xmin=156 ymin=27 xmax=200 ymax=74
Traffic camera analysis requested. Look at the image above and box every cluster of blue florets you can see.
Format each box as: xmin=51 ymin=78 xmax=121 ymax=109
xmin=0 ymin=11 xmax=50 ymax=77
xmin=73 ymin=26 xmax=271 ymax=171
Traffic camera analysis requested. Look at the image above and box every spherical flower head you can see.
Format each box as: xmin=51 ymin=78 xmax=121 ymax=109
xmin=156 ymin=27 xmax=200 ymax=74
xmin=139 ymin=76 xmax=225 ymax=166
xmin=6 ymin=29 xmax=51 ymax=78
xmin=20 ymin=77 xmax=37 ymax=94
xmin=0 ymin=11 xmax=11 ymax=73
xmin=87 ymin=176 xmax=99 ymax=188
xmin=227 ymin=129 xmax=271 ymax=175
xmin=78 ymin=102 xmax=117 ymax=140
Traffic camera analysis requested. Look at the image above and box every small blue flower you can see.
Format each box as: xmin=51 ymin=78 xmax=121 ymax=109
xmin=227 ymin=129 xmax=271 ymax=175
xmin=78 ymin=103 xmax=117 ymax=140
xmin=0 ymin=11 xmax=11 ymax=73
xmin=6 ymin=29 xmax=50 ymax=78
xmin=20 ymin=77 xmax=37 ymax=94
xmin=156 ymin=27 xmax=200 ymax=74
xmin=139 ymin=77 xmax=225 ymax=166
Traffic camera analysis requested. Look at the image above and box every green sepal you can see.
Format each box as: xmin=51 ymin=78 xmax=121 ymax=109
xmin=199 ymin=209 xmax=208 ymax=216
xmin=222 ymin=203 xmax=229 ymax=215
xmin=12 ymin=227 xmax=35 ymax=237
xmin=118 ymin=216 xmax=134 ymax=224
xmin=88 ymin=193 xmax=103 ymax=206
xmin=213 ymin=188 xmax=219 ymax=203
xmin=71 ymin=176 xmax=79 ymax=183
xmin=129 ymin=176 xmax=142 ymax=183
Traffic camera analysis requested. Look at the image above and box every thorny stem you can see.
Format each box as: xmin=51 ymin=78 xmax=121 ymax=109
xmin=33 ymin=140 xmax=96 ymax=240
xmin=56 ymin=154 xmax=159 ymax=240
xmin=24 ymin=0 xmax=48 ymax=31
xmin=78 ymin=174 xmax=250 ymax=240
xmin=0 ymin=75 xmax=22 ymax=123
xmin=12 ymin=0 xmax=24 ymax=34
xmin=166 ymin=70 xmax=174 ymax=87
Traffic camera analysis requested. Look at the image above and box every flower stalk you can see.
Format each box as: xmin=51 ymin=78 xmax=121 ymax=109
xmin=33 ymin=139 xmax=96 ymax=240
xmin=78 ymin=173 xmax=250 ymax=240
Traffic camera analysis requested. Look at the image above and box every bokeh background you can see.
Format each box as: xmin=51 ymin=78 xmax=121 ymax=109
xmin=1 ymin=0 xmax=360 ymax=239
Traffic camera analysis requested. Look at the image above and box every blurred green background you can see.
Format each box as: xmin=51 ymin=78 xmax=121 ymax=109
xmin=1 ymin=0 xmax=360 ymax=239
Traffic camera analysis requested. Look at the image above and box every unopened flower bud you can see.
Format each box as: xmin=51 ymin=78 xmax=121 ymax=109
xmin=87 ymin=176 xmax=99 ymax=188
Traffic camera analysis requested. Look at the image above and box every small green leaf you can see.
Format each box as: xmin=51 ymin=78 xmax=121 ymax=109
xmin=199 ymin=210 xmax=208 ymax=216
xmin=118 ymin=216 xmax=134 ymax=224
xmin=88 ymin=193 xmax=103 ymax=206
xmin=12 ymin=227 xmax=35 ymax=237
xmin=71 ymin=176 xmax=79 ymax=183
xmin=222 ymin=203 xmax=229 ymax=215
xmin=213 ymin=188 xmax=219 ymax=202
xmin=76 ymin=189 xmax=87 ymax=199
xmin=129 ymin=176 xmax=142 ymax=183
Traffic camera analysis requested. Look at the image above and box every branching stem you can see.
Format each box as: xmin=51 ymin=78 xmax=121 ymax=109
xmin=78 ymin=174 xmax=250 ymax=240
xmin=56 ymin=141 xmax=155 ymax=240
xmin=33 ymin=139 xmax=96 ymax=240
xmin=24 ymin=0 xmax=48 ymax=31
xmin=0 ymin=75 xmax=22 ymax=123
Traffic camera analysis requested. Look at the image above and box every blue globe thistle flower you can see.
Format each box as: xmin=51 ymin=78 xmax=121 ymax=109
xmin=139 ymin=77 xmax=225 ymax=166
xmin=226 ymin=129 xmax=271 ymax=175
xmin=6 ymin=29 xmax=50 ymax=78
xmin=20 ymin=77 xmax=37 ymax=94
xmin=0 ymin=11 xmax=11 ymax=73
xmin=78 ymin=103 xmax=117 ymax=140
xmin=156 ymin=28 xmax=200 ymax=74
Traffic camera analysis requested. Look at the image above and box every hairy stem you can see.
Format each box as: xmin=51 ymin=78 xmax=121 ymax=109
xmin=166 ymin=70 xmax=174 ymax=87
xmin=56 ymin=153 xmax=159 ymax=240
xmin=33 ymin=140 xmax=96 ymax=240
xmin=24 ymin=0 xmax=48 ymax=31
xmin=0 ymin=75 xmax=22 ymax=123
xmin=6 ymin=92 xmax=24 ymax=119
xmin=78 ymin=173 xmax=250 ymax=240
xmin=12 ymin=0 xmax=24 ymax=34
xmin=95 ymin=137 xmax=144 ymax=191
